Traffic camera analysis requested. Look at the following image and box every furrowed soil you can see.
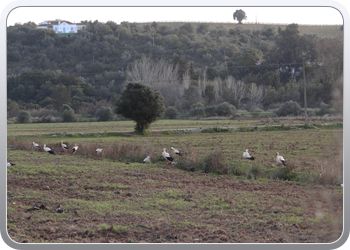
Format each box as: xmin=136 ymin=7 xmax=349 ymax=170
xmin=6 ymin=122 xmax=343 ymax=244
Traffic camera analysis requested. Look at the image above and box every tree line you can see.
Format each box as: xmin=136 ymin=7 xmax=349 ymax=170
xmin=7 ymin=20 xmax=343 ymax=121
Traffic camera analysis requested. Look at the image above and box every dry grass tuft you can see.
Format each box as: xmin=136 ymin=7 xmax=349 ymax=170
xmin=74 ymin=142 xmax=157 ymax=163
xmin=7 ymin=139 xmax=158 ymax=163
xmin=317 ymin=160 xmax=343 ymax=185
xmin=176 ymin=148 xmax=228 ymax=174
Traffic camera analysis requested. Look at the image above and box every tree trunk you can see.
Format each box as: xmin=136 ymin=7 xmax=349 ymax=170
xmin=135 ymin=122 xmax=149 ymax=133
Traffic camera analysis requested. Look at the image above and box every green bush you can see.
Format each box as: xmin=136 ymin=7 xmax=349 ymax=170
xmin=60 ymin=104 xmax=73 ymax=113
xmin=189 ymin=102 xmax=205 ymax=117
xmin=95 ymin=106 xmax=114 ymax=121
xmin=17 ymin=110 xmax=30 ymax=123
xmin=40 ymin=115 xmax=53 ymax=123
xmin=61 ymin=110 xmax=77 ymax=122
xmin=318 ymin=102 xmax=330 ymax=116
xmin=204 ymin=105 xmax=217 ymax=117
xmin=316 ymin=102 xmax=336 ymax=116
xmin=60 ymin=104 xmax=77 ymax=122
xmin=276 ymin=100 xmax=301 ymax=116
xmin=299 ymin=108 xmax=317 ymax=117
xmin=164 ymin=106 xmax=178 ymax=119
xmin=215 ymin=102 xmax=236 ymax=117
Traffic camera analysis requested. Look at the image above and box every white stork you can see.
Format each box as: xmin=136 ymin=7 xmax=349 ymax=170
xmin=162 ymin=148 xmax=174 ymax=166
xmin=72 ymin=145 xmax=79 ymax=155
xmin=143 ymin=156 xmax=151 ymax=163
xmin=33 ymin=142 xmax=41 ymax=152
xmin=243 ymin=149 xmax=255 ymax=160
xmin=7 ymin=162 xmax=15 ymax=167
xmin=61 ymin=141 xmax=68 ymax=154
xmin=96 ymin=148 xmax=103 ymax=158
xmin=43 ymin=144 xmax=55 ymax=156
xmin=170 ymin=147 xmax=182 ymax=157
xmin=275 ymin=152 xmax=286 ymax=166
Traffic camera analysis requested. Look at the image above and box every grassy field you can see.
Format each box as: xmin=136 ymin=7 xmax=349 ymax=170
xmin=6 ymin=119 xmax=343 ymax=243
xmin=6 ymin=115 xmax=342 ymax=136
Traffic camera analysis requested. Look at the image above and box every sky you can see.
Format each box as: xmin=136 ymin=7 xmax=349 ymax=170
xmin=5 ymin=6 xmax=345 ymax=27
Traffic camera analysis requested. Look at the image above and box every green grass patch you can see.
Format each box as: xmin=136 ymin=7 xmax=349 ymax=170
xmin=135 ymin=130 xmax=150 ymax=136
xmin=43 ymin=132 xmax=130 ymax=138
xmin=201 ymin=127 xmax=231 ymax=133
xmin=162 ymin=130 xmax=182 ymax=135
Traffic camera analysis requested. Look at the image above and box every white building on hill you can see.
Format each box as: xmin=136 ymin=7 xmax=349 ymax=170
xmin=37 ymin=19 xmax=86 ymax=33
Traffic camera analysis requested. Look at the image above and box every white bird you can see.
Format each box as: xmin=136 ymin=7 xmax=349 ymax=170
xmin=7 ymin=162 xmax=15 ymax=167
xmin=96 ymin=148 xmax=103 ymax=157
xmin=33 ymin=142 xmax=41 ymax=152
xmin=275 ymin=152 xmax=286 ymax=166
xmin=243 ymin=149 xmax=255 ymax=160
xmin=72 ymin=145 xmax=79 ymax=155
xmin=61 ymin=141 xmax=68 ymax=154
xmin=43 ymin=144 xmax=55 ymax=156
xmin=143 ymin=156 xmax=151 ymax=163
xmin=171 ymin=147 xmax=182 ymax=156
xmin=162 ymin=148 xmax=174 ymax=166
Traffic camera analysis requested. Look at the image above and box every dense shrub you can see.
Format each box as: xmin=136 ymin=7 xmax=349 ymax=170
xmin=40 ymin=115 xmax=54 ymax=123
xmin=60 ymin=104 xmax=77 ymax=122
xmin=189 ymin=102 xmax=205 ymax=117
xmin=190 ymin=102 xmax=237 ymax=117
xmin=60 ymin=104 xmax=73 ymax=113
xmin=95 ymin=106 xmax=114 ymax=121
xmin=61 ymin=110 xmax=77 ymax=122
xmin=29 ymin=108 xmax=60 ymax=118
xmin=299 ymin=108 xmax=318 ymax=117
xmin=164 ymin=106 xmax=178 ymax=119
xmin=17 ymin=110 xmax=30 ymax=123
xmin=317 ymin=102 xmax=336 ymax=116
xmin=175 ymin=150 xmax=227 ymax=174
xmin=276 ymin=100 xmax=301 ymax=116
xmin=205 ymin=106 xmax=217 ymax=117
xmin=215 ymin=102 xmax=236 ymax=117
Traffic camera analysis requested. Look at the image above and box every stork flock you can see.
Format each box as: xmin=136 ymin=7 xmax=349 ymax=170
xmin=30 ymin=141 xmax=184 ymax=166
xmin=28 ymin=141 xmax=184 ymax=165
xmin=7 ymin=141 xmax=287 ymax=168
xmin=31 ymin=141 xmax=82 ymax=156
xmin=243 ymin=149 xmax=286 ymax=166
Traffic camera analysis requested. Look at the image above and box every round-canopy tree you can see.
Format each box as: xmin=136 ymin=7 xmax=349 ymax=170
xmin=233 ymin=9 xmax=247 ymax=24
xmin=115 ymin=82 xmax=166 ymax=133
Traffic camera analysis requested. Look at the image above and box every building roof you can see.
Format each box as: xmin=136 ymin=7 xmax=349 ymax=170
xmin=38 ymin=20 xmax=78 ymax=25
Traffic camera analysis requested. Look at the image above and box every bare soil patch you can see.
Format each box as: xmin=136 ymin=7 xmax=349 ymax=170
xmin=7 ymin=152 xmax=343 ymax=243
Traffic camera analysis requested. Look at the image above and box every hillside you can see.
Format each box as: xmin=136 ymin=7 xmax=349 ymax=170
xmin=7 ymin=20 xmax=343 ymax=120
xmin=138 ymin=22 xmax=342 ymax=38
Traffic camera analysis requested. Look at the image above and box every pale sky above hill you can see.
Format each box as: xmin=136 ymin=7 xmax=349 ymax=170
xmin=6 ymin=6 xmax=344 ymax=27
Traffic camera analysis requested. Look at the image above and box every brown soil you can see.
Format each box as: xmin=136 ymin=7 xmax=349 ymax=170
xmin=7 ymin=162 xmax=343 ymax=244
